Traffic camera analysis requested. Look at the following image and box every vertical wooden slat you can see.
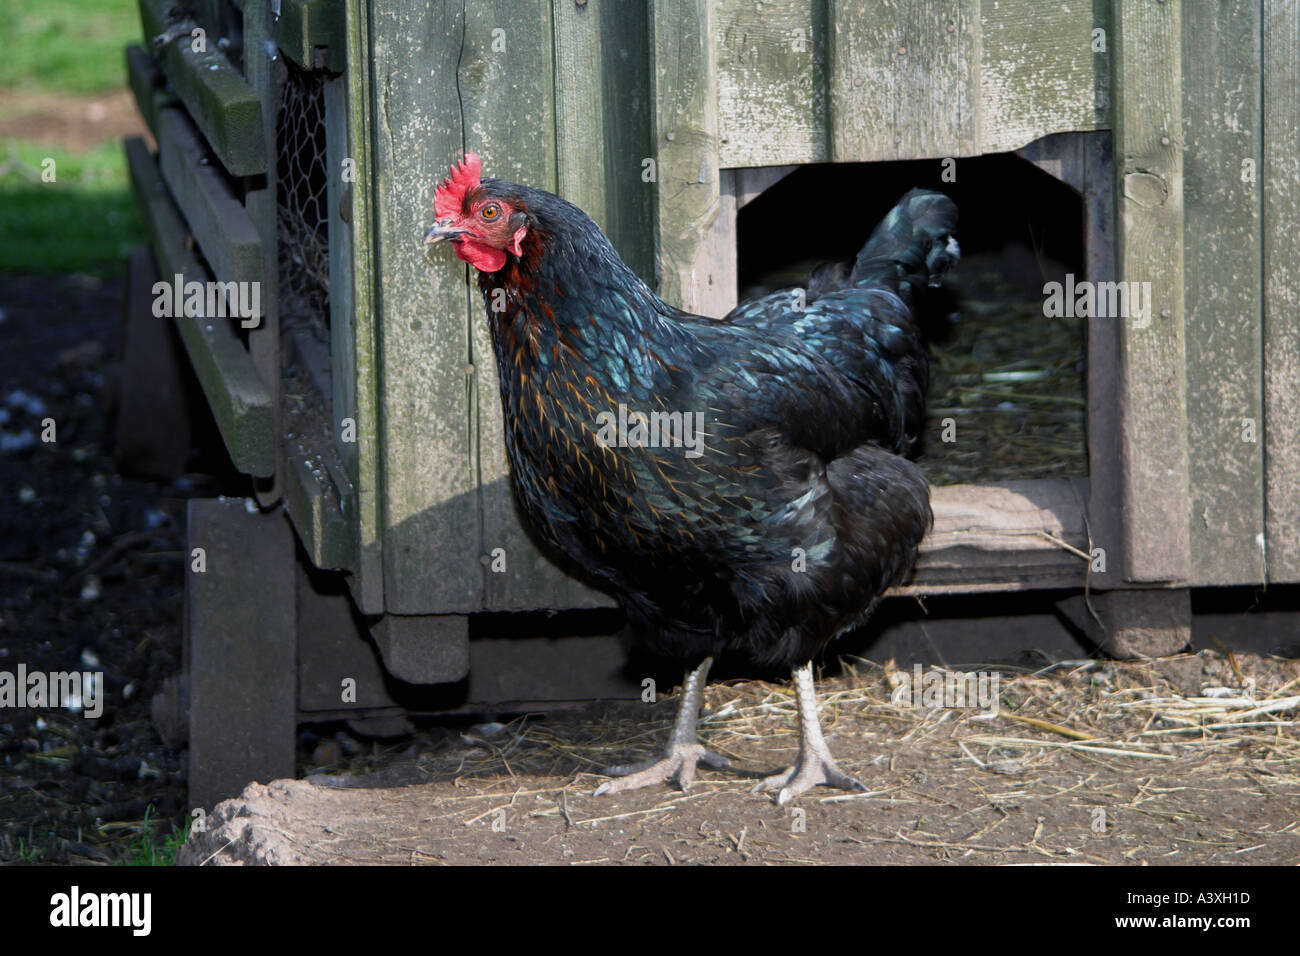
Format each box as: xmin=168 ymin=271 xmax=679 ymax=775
xmin=242 ymin=0 xmax=281 ymax=505
xmin=461 ymin=0 xmax=580 ymax=612
xmin=342 ymin=0 xmax=385 ymax=613
xmin=370 ymin=0 xmax=479 ymax=613
xmin=1112 ymin=0 xmax=1189 ymax=583
xmin=553 ymin=0 xmax=607 ymax=230
xmin=1182 ymin=1 xmax=1265 ymax=586
xmin=650 ymin=0 xmax=735 ymax=317
xmin=715 ymin=0 xmax=828 ymax=168
xmin=829 ymin=0 xmax=979 ymax=162
xmin=1263 ymin=0 xmax=1300 ymax=582
xmin=1083 ymin=130 xmax=1125 ymax=584
xmin=596 ymin=5 xmax=655 ymax=283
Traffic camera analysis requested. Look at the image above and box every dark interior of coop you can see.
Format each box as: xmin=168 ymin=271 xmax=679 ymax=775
xmin=736 ymin=154 xmax=1088 ymax=489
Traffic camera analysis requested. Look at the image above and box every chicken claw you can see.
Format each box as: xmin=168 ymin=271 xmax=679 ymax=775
xmin=595 ymin=657 xmax=732 ymax=795
xmin=751 ymin=661 xmax=868 ymax=805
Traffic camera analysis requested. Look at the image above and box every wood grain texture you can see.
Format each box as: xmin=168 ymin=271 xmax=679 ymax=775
xmin=465 ymin=0 xmax=606 ymax=612
xmin=369 ymin=0 xmax=479 ymax=613
xmin=650 ymin=0 xmax=736 ymax=317
xmin=899 ymin=479 xmax=1091 ymax=594
xmin=717 ymin=0 xmax=1105 ymax=167
xmin=1112 ymin=0 xmax=1190 ymax=583
xmin=1181 ymin=0 xmax=1265 ymax=586
xmin=715 ymin=0 xmax=828 ymax=167
xmin=830 ymin=0 xmax=978 ymax=162
xmin=979 ymin=0 xmax=1111 ymax=153
xmin=1263 ymin=0 xmax=1300 ymax=582
xmin=342 ymin=0 xmax=384 ymax=613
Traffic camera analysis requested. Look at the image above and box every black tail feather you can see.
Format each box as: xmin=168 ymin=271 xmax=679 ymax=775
xmin=849 ymin=189 xmax=960 ymax=299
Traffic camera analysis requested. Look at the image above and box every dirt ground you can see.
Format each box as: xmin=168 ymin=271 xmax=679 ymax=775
xmin=180 ymin=652 xmax=1300 ymax=866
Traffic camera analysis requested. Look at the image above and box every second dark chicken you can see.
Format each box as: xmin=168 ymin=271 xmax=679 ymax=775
xmin=425 ymin=155 xmax=958 ymax=802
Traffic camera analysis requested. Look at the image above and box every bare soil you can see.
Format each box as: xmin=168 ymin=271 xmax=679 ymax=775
xmin=0 ymin=90 xmax=149 ymax=152
xmin=180 ymin=653 xmax=1300 ymax=866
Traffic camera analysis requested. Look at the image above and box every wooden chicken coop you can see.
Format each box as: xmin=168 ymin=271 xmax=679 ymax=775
xmin=120 ymin=0 xmax=1300 ymax=807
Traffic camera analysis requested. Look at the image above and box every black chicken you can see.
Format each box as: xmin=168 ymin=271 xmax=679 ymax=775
xmin=425 ymin=154 xmax=957 ymax=803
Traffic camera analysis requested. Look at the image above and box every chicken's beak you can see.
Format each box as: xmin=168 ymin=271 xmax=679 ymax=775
xmin=423 ymin=219 xmax=467 ymax=245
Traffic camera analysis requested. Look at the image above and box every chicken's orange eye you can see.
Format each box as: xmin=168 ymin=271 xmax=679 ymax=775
xmin=480 ymin=203 xmax=500 ymax=221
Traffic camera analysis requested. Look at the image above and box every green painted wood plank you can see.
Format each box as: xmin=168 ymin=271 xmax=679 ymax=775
xmin=829 ymin=0 xmax=978 ymax=162
xmin=715 ymin=0 xmax=828 ymax=168
xmin=1112 ymin=0 xmax=1190 ymax=583
xmin=240 ymin=0 xmax=282 ymax=506
xmin=284 ymin=453 xmax=355 ymax=570
xmin=139 ymin=0 xmax=266 ymax=176
xmin=1263 ymin=0 xmax=1300 ymax=583
xmin=280 ymin=0 xmax=345 ymax=72
xmin=1181 ymin=1 xmax=1264 ymax=586
xmin=342 ymin=0 xmax=384 ymax=613
xmin=126 ymin=137 xmax=274 ymax=477
xmin=370 ymin=0 xmax=480 ymax=614
xmin=650 ymin=0 xmax=736 ymax=316
xmin=156 ymin=107 xmax=263 ymax=289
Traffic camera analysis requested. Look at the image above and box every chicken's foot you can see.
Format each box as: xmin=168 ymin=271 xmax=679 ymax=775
xmin=594 ymin=657 xmax=731 ymax=795
xmin=752 ymin=661 xmax=867 ymax=805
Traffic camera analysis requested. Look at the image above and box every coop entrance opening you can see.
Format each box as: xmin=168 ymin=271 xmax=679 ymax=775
xmin=734 ymin=151 xmax=1089 ymax=486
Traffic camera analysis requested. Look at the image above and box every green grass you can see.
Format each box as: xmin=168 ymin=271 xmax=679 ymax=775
xmin=0 ymin=139 xmax=145 ymax=275
xmin=0 ymin=0 xmax=146 ymax=274
xmin=0 ymin=0 xmax=141 ymax=96
xmin=122 ymin=806 xmax=191 ymax=866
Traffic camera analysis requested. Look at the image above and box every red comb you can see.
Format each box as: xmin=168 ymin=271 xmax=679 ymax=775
xmin=435 ymin=152 xmax=482 ymax=218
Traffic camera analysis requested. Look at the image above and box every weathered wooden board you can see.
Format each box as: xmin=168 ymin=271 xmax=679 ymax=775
xmin=1112 ymin=0 xmax=1190 ymax=584
xmin=138 ymin=0 xmax=266 ymax=176
xmin=717 ymin=0 xmax=1105 ymax=168
xmin=1181 ymin=1 xmax=1265 ymax=586
xmin=126 ymin=137 xmax=274 ymax=477
xmin=1080 ymin=131 xmax=1127 ymax=585
xmin=156 ymin=107 xmax=263 ymax=289
xmin=342 ymin=0 xmax=385 ymax=613
xmin=829 ymin=0 xmax=978 ymax=162
xmin=463 ymin=0 xmax=598 ymax=612
xmin=466 ymin=0 xmax=644 ymax=611
xmin=978 ymin=0 xmax=1111 ymax=154
xmin=715 ymin=0 xmax=827 ymax=169
xmin=650 ymin=0 xmax=737 ymax=317
xmin=369 ymin=0 xmax=479 ymax=613
xmin=900 ymin=479 xmax=1091 ymax=594
xmin=1263 ymin=0 xmax=1300 ymax=583
xmin=241 ymin=0 xmax=282 ymax=506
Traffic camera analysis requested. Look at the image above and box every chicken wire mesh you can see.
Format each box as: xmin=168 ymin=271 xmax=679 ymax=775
xmin=277 ymin=61 xmax=330 ymax=335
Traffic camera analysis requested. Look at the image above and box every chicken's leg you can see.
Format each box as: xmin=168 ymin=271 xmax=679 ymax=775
xmin=594 ymin=657 xmax=731 ymax=795
xmin=752 ymin=661 xmax=867 ymax=805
